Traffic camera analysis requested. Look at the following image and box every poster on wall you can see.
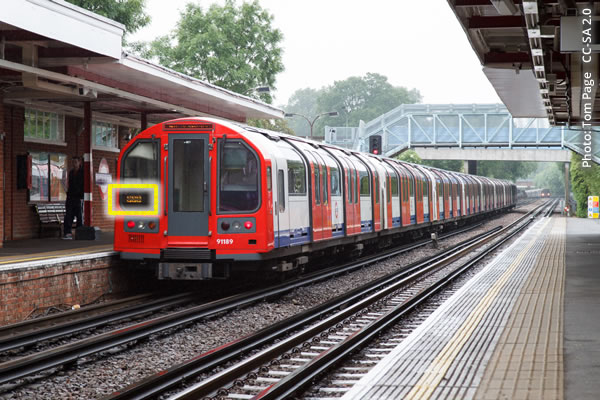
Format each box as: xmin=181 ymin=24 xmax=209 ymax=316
xmin=95 ymin=158 xmax=112 ymax=200
xmin=587 ymin=196 xmax=599 ymax=219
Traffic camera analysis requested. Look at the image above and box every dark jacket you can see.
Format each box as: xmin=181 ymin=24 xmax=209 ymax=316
xmin=67 ymin=167 xmax=84 ymax=200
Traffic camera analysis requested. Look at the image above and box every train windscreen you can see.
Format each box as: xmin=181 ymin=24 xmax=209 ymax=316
xmin=219 ymin=141 xmax=259 ymax=212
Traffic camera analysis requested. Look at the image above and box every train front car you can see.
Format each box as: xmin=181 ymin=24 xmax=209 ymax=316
xmin=114 ymin=118 xmax=273 ymax=280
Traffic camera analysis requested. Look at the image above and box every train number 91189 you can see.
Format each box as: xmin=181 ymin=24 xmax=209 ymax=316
xmin=217 ymin=238 xmax=234 ymax=245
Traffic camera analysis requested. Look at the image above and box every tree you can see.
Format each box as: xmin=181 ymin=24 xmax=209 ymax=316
xmin=65 ymin=0 xmax=150 ymax=35
xmin=144 ymin=0 xmax=284 ymax=102
xmin=283 ymin=88 xmax=324 ymax=137
xmin=422 ymin=159 xmax=463 ymax=172
xmin=396 ymin=150 xmax=422 ymax=165
xmin=570 ymin=153 xmax=600 ymax=217
xmin=313 ymin=73 xmax=421 ymax=137
xmin=477 ymin=160 xmax=536 ymax=181
xmin=533 ymin=162 xmax=565 ymax=197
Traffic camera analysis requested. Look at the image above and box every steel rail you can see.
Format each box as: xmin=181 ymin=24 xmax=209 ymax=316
xmin=0 ymin=292 xmax=198 ymax=353
xmin=0 ymin=218 xmax=489 ymax=386
xmin=103 ymin=225 xmax=501 ymax=399
xmin=108 ymin=201 xmax=548 ymax=400
xmin=166 ymin=201 xmax=550 ymax=400
xmin=254 ymin=211 xmax=538 ymax=400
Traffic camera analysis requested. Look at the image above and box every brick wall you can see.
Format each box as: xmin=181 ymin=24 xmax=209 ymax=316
xmin=0 ymin=256 xmax=155 ymax=325
xmin=1 ymin=104 xmax=130 ymax=240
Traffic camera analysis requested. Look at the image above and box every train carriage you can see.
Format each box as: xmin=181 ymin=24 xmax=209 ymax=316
xmin=114 ymin=118 xmax=516 ymax=280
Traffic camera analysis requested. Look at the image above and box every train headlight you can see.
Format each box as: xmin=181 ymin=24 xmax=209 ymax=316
xmin=148 ymin=221 xmax=156 ymax=230
xmin=126 ymin=220 xmax=135 ymax=229
xmin=244 ymin=221 xmax=253 ymax=229
xmin=221 ymin=221 xmax=230 ymax=231
xmin=138 ymin=221 xmax=145 ymax=230
xmin=233 ymin=221 xmax=241 ymax=230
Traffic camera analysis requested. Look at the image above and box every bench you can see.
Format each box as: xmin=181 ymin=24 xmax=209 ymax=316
xmin=34 ymin=203 xmax=67 ymax=237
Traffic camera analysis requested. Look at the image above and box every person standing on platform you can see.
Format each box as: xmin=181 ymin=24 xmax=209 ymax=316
xmin=63 ymin=156 xmax=84 ymax=239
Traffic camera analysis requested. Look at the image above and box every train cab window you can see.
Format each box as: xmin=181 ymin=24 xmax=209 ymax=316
xmin=359 ymin=171 xmax=370 ymax=196
xmin=391 ymin=175 xmax=399 ymax=197
xmin=121 ymin=141 xmax=159 ymax=182
xmin=219 ymin=141 xmax=259 ymax=212
xmin=287 ymin=160 xmax=306 ymax=195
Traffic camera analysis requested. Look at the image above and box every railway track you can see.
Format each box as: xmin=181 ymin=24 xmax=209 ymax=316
xmin=103 ymin=201 xmax=552 ymax=400
xmin=0 ymin=219 xmax=490 ymax=389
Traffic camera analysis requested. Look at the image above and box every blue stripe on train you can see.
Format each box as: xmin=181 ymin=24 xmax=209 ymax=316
xmin=360 ymin=220 xmax=373 ymax=233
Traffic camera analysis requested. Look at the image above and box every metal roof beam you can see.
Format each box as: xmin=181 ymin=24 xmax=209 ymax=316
xmin=468 ymin=16 xmax=524 ymax=29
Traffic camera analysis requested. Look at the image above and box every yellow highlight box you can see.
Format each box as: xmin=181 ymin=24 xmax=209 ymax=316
xmin=107 ymin=183 xmax=159 ymax=216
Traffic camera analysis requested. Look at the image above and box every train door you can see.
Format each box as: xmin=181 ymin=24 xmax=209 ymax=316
xmin=307 ymin=151 xmax=323 ymax=241
xmin=314 ymin=152 xmax=332 ymax=240
xmin=275 ymin=160 xmax=290 ymax=246
xmin=167 ymin=134 xmax=210 ymax=240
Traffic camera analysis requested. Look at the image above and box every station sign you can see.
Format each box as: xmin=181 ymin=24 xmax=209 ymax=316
xmin=588 ymin=195 xmax=599 ymax=218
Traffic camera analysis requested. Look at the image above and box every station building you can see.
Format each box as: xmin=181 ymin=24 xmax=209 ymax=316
xmin=0 ymin=0 xmax=282 ymax=243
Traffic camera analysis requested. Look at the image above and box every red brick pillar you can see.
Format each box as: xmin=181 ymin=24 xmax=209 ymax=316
xmin=83 ymin=102 xmax=92 ymax=226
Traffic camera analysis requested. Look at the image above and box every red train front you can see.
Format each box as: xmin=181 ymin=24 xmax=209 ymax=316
xmin=114 ymin=118 xmax=274 ymax=279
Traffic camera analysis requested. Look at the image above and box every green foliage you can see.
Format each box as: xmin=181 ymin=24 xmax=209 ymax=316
xmin=143 ymin=0 xmax=284 ymax=103
xmin=533 ymin=162 xmax=565 ymax=198
xmin=570 ymin=153 xmax=600 ymax=217
xmin=283 ymin=88 xmax=324 ymax=137
xmin=247 ymin=118 xmax=294 ymax=135
xmin=313 ymin=73 xmax=421 ymax=136
xmin=395 ymin=150 xmax=422 ymax=165
xmin=65 ymin=0 xmax=150 ymax=35
xmin=422 ymin=159 xmax=463 ymax=172
xmin=477 ymin=160 xmax=536 ymax=181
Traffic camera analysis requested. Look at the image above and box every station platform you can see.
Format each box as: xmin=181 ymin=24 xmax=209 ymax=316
xmin=342 ymin=216 xmax=600 ymax=400
xmin=0 ymin=231 xmax=114 ymax=271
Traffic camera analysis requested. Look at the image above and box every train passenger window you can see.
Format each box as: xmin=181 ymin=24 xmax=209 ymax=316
xmin=348 ymin=169 xmax=352 ymax=202
xmin=387 ymin=176 xmax=391 ymax=203
xmin=391 ymin=176 xmax=398 ymax=197
xmin=219 ymin=141 xmax=259 ymax=212
xmin=375 ymin=176 xmax=379 ymax=204
xmin=409 ymin=177 xmax=414 ymax=197
xmin=354 ymin=171 xmax=359 ymax=203
xmin=330 ymin=167 xmax=340 ymax=196
xmin=122 ymin=141 xmax=159 ymax=182
xmin=314 ymin=165 xmax=320 ymax=205
xmin=322 ymin=166 xmax=328 ymax=204
xmin=287 ymin=160 xmax=306 ymax=195
xmin=173 ymin=139 xmax=204 ymax=212
xmin=278 ymin=169 xmax=285 ymax=212
xmin=267 ymin=167 xmax=272 ymax=191
xmin=359 ymin=171 xmax=370 ymax=196
xmin=424 ymin=180 xmax=429 ymax=197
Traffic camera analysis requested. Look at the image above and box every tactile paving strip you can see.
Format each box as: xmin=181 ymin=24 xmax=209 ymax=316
xmin=342 ymin=217 xmax=562 ymax=400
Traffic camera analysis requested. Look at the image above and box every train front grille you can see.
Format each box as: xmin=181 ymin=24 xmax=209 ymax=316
xmin=163 ymin=248 xmax=212 ymax=260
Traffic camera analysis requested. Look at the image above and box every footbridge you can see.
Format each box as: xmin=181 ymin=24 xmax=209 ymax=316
xmin=324 ymin=104 xmax=599 ymax=164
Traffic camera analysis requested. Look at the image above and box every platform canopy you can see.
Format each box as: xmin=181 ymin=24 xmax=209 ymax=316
xmin=0 ymin=0 xmax=283 ymax=128
xmin=447 ymin=0 xmax=595 ymax=127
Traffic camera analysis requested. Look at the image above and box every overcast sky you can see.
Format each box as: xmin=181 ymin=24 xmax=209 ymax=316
xmin=129 ymin=0 xmax=502 ymax=107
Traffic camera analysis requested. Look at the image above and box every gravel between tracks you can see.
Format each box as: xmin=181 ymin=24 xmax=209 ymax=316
xmin=0 ymin=203 xmax=542 ymax=400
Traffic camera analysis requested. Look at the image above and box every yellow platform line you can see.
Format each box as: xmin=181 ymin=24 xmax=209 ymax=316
xmin=0 ymin=245 xmax=113 ymax=265
xmin=404 ymin=218 xmax=552 ymax=400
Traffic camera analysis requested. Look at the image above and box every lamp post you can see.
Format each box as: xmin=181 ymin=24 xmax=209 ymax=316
xmin=284 ymin=111 xmax=339 ymax=140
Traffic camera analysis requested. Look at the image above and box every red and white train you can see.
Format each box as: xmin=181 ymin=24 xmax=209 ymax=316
xmin=114 ymin=118 xmax=516 ymax=279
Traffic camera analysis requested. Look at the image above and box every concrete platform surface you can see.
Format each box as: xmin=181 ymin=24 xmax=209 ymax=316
xmin=342 ymin=216 xmax=565 ymax=400
xmin=564 ymin=218 xmax=600 ymax=400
